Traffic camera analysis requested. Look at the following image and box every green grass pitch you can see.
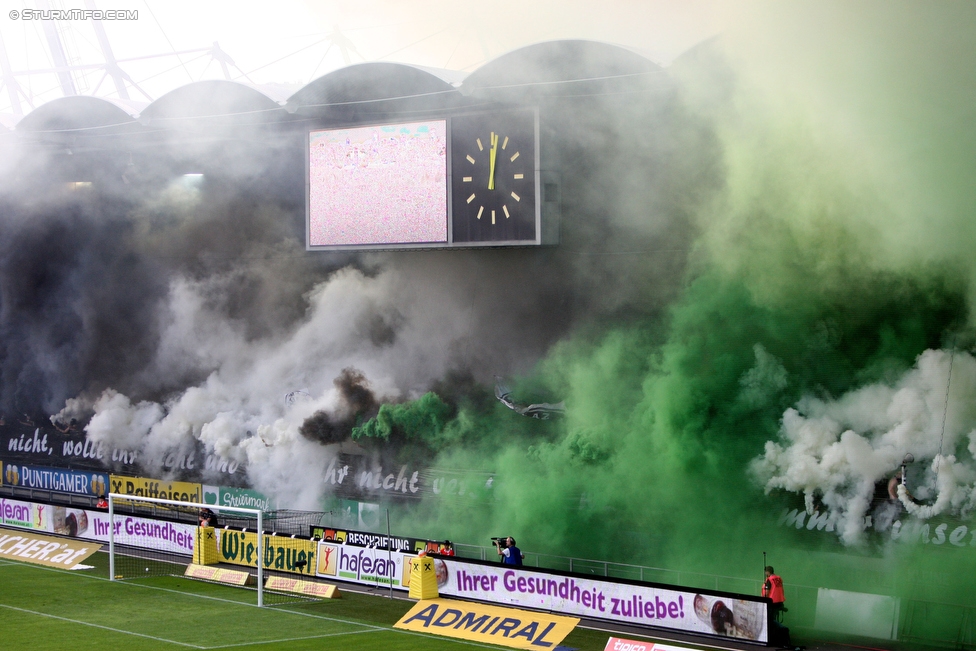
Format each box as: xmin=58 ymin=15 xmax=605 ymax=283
xmin=0 ymin=552 xmax=650 ymax=651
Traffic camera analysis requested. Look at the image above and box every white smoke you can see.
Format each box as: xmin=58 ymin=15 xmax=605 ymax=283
xmin=753 ymin=348 xmax=976 ymax=544
xmin=77 ymin=261 xmax=495 ymax=508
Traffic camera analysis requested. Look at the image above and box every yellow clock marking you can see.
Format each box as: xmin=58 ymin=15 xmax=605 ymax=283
xmin=488 ymin=132 xmax=498 ymax=191
xmin=510 ymin=151 xmax=519 ymax=162
xmin=511 ymin=191 xmax=520 ymax=201
xmin=476 ymin=138 xmax=483 ymax=151
xmin=514 ymin=173 xmax=524 ymax=179
xmin=477 ymin=206 xmax=484 ymax=220
xmin=463 ymin=176 xmax=472 ymax=182
xmin=466 ymin=155 xmax=476 ymax=164
xmin=491 ymin=209 xmax=496 ymax=225
xmin=502 ymin=136 xmax=509 ymax=150
xmin=503 ymin=205 xmax=510 ymax=219
xmin=466 ymin=193 xmax=476 ymax=204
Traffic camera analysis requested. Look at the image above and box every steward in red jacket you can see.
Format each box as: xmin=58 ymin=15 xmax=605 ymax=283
xmin=763 ymin=565 xmax=786 ymax=620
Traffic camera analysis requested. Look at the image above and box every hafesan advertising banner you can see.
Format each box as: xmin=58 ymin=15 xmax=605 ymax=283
xmin=437 ymin=560 xmax=769 ymax=643
xmin=395 ymin=598 xmax=578 ymax=650
xmin=0 ymin=527 xmax=98 ymax=569
xmin=315 ymin=539 xmax=407 ymax=587
xmin=0 ymin=496 xmax=43 ymax=529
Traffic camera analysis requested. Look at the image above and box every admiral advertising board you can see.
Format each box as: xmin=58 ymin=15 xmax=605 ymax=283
xmin=395 ymin=598 xmax=579 ymax=650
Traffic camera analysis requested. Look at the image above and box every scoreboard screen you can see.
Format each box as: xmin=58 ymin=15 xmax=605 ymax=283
xmin=308 ymin=120 xmax=448 ymax=248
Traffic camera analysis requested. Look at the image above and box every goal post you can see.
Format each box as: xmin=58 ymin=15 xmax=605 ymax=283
xmin=107 ymin=493 xmax=267 ymax=606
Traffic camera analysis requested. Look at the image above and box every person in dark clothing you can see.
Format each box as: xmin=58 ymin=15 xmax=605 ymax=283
xmin=495 ymin=536 xmax=523 ymax=566
xmin=198 ymin=508 xmax=218 ymax=527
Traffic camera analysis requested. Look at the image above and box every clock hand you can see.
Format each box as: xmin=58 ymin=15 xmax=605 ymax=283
xmin=488 ymin=132 xmax=498 ymax=191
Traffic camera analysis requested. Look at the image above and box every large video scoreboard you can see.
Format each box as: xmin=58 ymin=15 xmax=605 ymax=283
xmin=306 ymin=108 xmax=555 ymax=250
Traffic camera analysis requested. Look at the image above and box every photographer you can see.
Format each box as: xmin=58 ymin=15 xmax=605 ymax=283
xmin=494 ymin=536 xmax=523 ymax=567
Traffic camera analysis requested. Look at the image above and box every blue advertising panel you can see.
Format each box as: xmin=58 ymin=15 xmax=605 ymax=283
xmin=1 ymin=460 xmax=108 ymax=496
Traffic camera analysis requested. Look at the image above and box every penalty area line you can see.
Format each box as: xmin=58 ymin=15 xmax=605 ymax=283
xmin=0 ymin=603 xmax=205 ymax=649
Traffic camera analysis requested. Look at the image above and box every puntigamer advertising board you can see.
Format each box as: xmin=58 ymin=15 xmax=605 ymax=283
xmin=2 ymin=460 xmax=109 ymax=496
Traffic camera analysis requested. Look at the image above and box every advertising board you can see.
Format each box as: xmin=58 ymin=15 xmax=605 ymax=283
xmin=202 ymin=484 xmax=275 ymax=511
xmin=437 ymin=560 xmax=769 ymax=643
xmin=217 ymin=529 xmax=317 ymax=576
xmin=109 ymin=474 xmax=202 ymax=503
xmin=2 ymin=459 xmax=108 ymax=496
xmin=315 ymin=539 xmax=408 ymax=587
xmin=395 ymin=597 xmax=578 ymax=650
xmin=0 ymin=527 xmax=98 ymax=569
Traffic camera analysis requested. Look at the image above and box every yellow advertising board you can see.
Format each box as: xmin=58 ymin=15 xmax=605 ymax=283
xmin=110 ymin=474 xmax=202 ymax=503
xmin=184 ymin=564 xmax=253 ymax=585
xmin=217 ymin=529 xmax=317 ymax=575
xmin=0 ymin=527 xmax=98 ymax=569
xmin=395 ymin=598 xmax=578 ymax=650
xmin=265 ymin=576 xmax=340 ymax=598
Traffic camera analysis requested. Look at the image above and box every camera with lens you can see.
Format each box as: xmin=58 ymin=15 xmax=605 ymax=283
xmin=490 ymin=536 xmax=510 ymax=546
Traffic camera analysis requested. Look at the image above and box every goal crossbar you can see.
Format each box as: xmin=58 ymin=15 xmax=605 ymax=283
xmin=107 ymin=493 xmax=267 ymax=606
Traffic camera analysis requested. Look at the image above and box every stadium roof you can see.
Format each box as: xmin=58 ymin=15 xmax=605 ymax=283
xmin=16 ymin=95 xmax=137 ymax=133
xmin=6 ymin=40 xmax=661 ymax=134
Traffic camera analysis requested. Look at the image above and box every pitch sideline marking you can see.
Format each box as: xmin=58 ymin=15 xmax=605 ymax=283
xmin=205 ymin=628 xmax=382 ymax=649
xmin=0 ymin=603 xmax=205 ymax=649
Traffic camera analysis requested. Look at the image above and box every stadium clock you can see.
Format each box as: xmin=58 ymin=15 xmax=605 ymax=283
xmin=451 ymin=109 xmax=538 ymax=243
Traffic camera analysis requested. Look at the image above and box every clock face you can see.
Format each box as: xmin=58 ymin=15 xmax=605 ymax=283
xmin=451 ymin=110 xmax=537 ymax=243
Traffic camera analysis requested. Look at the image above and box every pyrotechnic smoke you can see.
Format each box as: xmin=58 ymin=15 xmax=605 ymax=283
xmin=4 ymin=6 xmax=976 ymax=627
xmin=754 ymin=349 xmax=976 ymax=545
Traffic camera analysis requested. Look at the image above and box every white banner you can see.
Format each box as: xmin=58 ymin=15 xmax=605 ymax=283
xmin=315 ymin=540 xmax=410 ymax=588
xmin=438 ymin=561 xmax=768 ymax=643
xmin=91 ymin=511 xmax=196 ymax=555
xmin=0 ymin=497 xmax=195 ymax=555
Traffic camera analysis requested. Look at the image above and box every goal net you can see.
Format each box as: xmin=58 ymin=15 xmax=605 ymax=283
xmin=107 ymin=493 xmax=274 ymax=605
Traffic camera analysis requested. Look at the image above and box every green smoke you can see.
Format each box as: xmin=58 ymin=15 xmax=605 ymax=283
xmin=352 ymin=3 xmax=976 ymax=643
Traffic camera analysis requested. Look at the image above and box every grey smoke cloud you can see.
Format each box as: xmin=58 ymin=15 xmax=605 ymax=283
xmin=0 ymin=41 xmax=705 ymax=508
